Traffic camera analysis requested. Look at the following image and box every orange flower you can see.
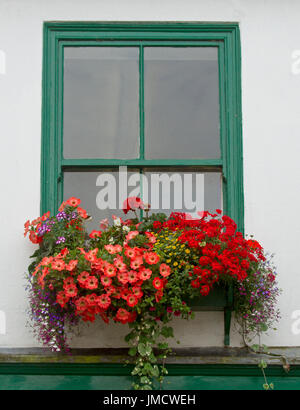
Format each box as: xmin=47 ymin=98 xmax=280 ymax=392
xmin=104 ymin=263 xmax=117 ymax=278
xmin=51 ymin=259 xmax=65 ymax=271
xmin=89 ymin=230 xmax=102 ymax=239
xmin=66 ymin=259 xmax=78 ymax=271
xmin=130 ymin=256 xmax=143 ymax=270
xmin=77 ymin=207 xmax=88 ymax=219
xmin=66 ymin=197 xmax=81 ymax=207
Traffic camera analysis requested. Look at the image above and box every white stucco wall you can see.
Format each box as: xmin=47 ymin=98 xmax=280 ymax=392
xmin=0 ymin=0 xmax=299 ymax=348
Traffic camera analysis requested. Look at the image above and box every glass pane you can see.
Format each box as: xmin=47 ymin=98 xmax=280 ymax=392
xmin=63 ymin=169 xmax=141 ymax=231
xmin=63 ymin=47 xmax=139 ymax=159
xmin=144 ymin=47 xmax=220 ymax=159
xmin=143 ymin=169 xmax=222 ymax=218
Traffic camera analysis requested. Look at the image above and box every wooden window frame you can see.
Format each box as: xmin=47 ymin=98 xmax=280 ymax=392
xmin=41 ymin=22 xmax=243 ymax=345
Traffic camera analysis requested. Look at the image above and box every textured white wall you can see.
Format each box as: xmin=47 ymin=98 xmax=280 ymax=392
xmin=0 ymin=0 xmax=299 ymax=348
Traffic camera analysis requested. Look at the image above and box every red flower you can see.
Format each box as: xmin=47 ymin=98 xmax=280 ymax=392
xmin=160 ymin=263 xmax=171 ymax=277
xmin=66 ymin=197 xmax=81 ymax=207
xmin=199 ymin=256 xmax=211 ymax=266
xmin=122 ymin=197 xmax=144 ymax=215
xmin=155 ymin=290 xmax=163 ymax=303
xmin=101 ymin=275 xmax=112 ymax=287
xmin=29 ymin=231 xmax=42 ymax=244
xmin=64 ymin=284 xmax=78 ymax=298
xmin=132 ymin=286 xmax=143 ymax=299
xmin=86 ymin=293 xmax=98 ymax=306
xmin=115 ymin=308 xmax=130 ymax=323
xmin=77 ymin=207 xmax=88 ymax=219
xmin=152 ymin=277 xmax=164 ymax=290
xmin=144 ymin=252 xmax=160 ymax=265
xmin=191 ymin=279 xmax=200 ymax=288
xmin=89 ymin=230 xmax=102 ymax=239
xmin=75 ymin=297 xmax=88 ymax=313
xmin=200 ymin=285 xmax=210 ymax=296
xmin=98 ymin=294 xmax=111 ymax=310
xmin=85 ymin=276 xmax=98 ymax=290
xmin=77 ymin=271 xmax=90 ymax=287
xmin=127 ymin=294 xmax=138 ymax=307
xmin=139 ymin=268 xmax=152 ymax=281
xmin=56 ymin=291 xmax=69 ymax=308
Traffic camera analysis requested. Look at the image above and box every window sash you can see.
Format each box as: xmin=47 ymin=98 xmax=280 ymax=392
xmin=41 ymin=22 xmax=243 ymax=234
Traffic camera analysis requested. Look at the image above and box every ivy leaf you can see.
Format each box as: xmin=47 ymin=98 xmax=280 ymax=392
xmin=258 ymin=359 xmax=267 ymax=369
xmin=251 ymin=344 xmax=260 ymax=352
xmin=138 ymin=343 xmax=147 ymax=356
xmin=140 ymin=376 xmax=150 ymax=384
xmin=152 ymin=365 xmax=160 ymax=378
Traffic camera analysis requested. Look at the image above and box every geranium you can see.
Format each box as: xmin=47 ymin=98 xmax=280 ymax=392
xmin=122 ymin=196 xmax=144 ymax=215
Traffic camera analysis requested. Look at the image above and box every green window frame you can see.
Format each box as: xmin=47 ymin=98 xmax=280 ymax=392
xmin=41 ymin=22 xmax=243 ymax=345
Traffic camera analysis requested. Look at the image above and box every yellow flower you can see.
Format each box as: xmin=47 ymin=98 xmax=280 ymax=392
xmin=173 ymin=262 xmax=178 ymax=266
xmin=185 ymin=249 xmax=190 ymax=254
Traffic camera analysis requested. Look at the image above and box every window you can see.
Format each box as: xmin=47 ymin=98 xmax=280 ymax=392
xmin=41 ymin=22 xmax=243 ymax=346
xmin=41 ymin=22 xmax=243 ymax=233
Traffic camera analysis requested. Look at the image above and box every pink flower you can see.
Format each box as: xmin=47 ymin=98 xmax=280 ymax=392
xmin=100 ymin=218 xmax=109 ymax=230
xmin=126 ymin=231 xmax=139 ymax=242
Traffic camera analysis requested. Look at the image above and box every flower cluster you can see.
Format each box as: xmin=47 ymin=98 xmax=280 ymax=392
xmin=25 ymin=197 xmax=280 ymax=390
xmin=153 ymin=211 xmax=266 ymax=298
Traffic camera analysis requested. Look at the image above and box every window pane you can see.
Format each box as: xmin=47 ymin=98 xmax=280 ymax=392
xmin=63 ymin=47 xmax=139 ymax=159
xmin=63 ymin=169 xmax=140 ymax=231
xmin=143 ymin=169 xmax=222 ymax=217
xmin=144 ymin=47 xmax=220 ymax=159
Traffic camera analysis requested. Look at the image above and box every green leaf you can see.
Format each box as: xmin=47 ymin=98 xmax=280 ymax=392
xmin=263 ymin=383 xmax=269 ymax=390
xmin=251 ymin=344 xmax=260 ymax=352
xmin=161 ymin=326 xmax=174 ymax=338
xmin=128 ymin=347 xmax=137 ymax=357
xmin=152 ymin=365 xmax=160 ymax=378
xmin=138 ymin=343 xmax=147 ymax=356
xmin=258 ymin=359 xmax=267 ymax=369
xmin=145 ymin=344 xmax=152 ymax=356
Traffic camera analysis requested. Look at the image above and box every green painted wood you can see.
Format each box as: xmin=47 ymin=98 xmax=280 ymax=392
xmin=61 ymin=158 xmax=223 ymax=167
xmin=0 ymin=363 xmax=299 ymax=390
xmin=139 ymin=45 xmax=145 ymax=160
